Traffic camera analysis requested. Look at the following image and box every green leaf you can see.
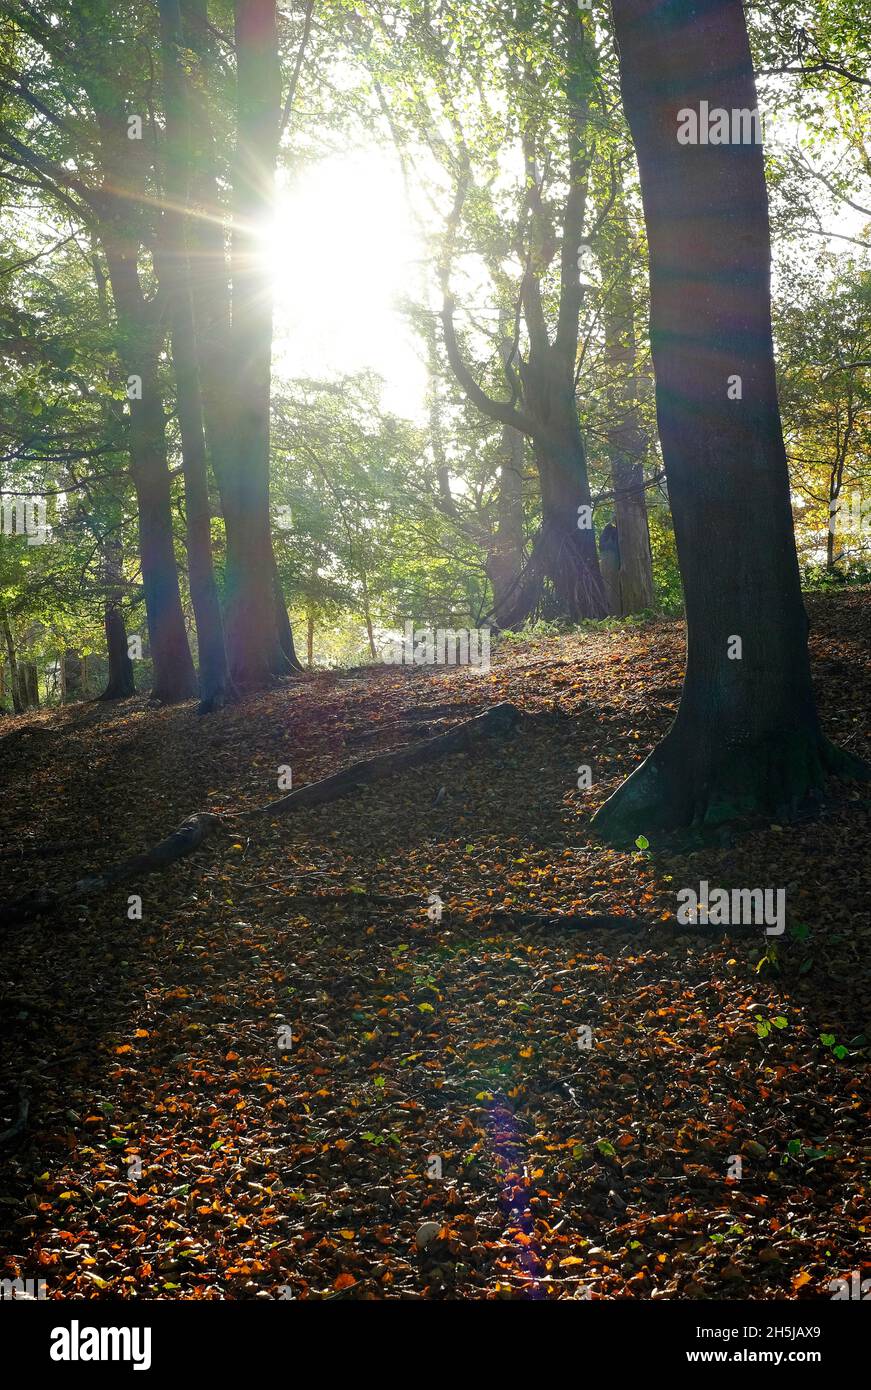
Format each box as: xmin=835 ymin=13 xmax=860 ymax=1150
xmin=820 ymin=1033 xmax=835 ymax=1047
xmin=634 ymin=834 xmax=649 ymax=850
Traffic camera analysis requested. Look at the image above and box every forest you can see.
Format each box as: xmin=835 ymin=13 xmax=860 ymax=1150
xmin=0 ymin=0 xmax=869 ymax=1339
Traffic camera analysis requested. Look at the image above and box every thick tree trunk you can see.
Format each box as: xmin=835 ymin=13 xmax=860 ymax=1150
xmin=594 ymin=0 xmax=865 ymax=843
xmin=182 ymin=0 xmax=295 ymax=687
xmin=218 ymin=0 xmax=287 ymax=687
xmin=523 ymin=354 xmax=607 ymax=620
xmin=159 ymin=0 xmax=233 ymax=712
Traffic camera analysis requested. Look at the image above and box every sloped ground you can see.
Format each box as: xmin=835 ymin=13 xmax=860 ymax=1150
xmin=0 ymin=591 xmax=868 ymax=1300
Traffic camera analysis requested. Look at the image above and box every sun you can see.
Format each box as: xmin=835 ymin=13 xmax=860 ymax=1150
xmin=265 ymin=149 xmax=429 ymax=420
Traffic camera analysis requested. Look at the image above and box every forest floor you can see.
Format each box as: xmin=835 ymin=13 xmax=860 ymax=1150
xmin=0 ymin=590 xmax=869 ymax=1301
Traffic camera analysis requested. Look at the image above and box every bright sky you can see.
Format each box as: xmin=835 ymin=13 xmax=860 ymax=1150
xmin=267 ymin=150 xmax=430 ymax=421
xmin=263 ymin=108 xmax=868 ymax=433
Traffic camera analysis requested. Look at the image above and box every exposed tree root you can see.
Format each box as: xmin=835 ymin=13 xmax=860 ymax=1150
xmin=592 ymin=726 xmax=870 ymax=848
xmin=0 ymin=703 xmax=522 ymax=927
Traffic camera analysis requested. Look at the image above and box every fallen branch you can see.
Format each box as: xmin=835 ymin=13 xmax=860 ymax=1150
xmin=0 ymin=813 xmax=223 ymax=925
xmin=251 ymin=701 xmax=521 ymax=818
xmin=0 ymin=703 xmax=521 ymax=927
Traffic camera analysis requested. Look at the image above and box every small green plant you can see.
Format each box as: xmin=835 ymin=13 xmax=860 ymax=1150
xmin=755 ymin=1013 xmax=788 ymax=1039
xmin=820 ymin=1032 xmax=849 ymax=1060
xmin=781 ymin=1138 xmax=837 ymax=1165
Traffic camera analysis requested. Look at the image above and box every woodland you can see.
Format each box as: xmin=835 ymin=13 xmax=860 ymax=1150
xmin=0 ymin=0 xmax=869 ymax=1310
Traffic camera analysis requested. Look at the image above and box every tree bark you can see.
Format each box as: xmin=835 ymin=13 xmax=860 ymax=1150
xmin=594 ymin=0 xmax=866 ymax=842
xmin=98 ymin=541 xmax=135 ymax=700
xmin=87 ymin=96 xmax=198 ymax=706
xmin=62 ymin=649 xmax=83 ymax=703
xmin=219 ymin=0 xmax=287 ymax=687
xmin=159 ymin=0 xmax=233 ymax=712
xmin=22 ymin=662 xmax=39 ymax=709
xmin=522 ymin=352 xmax=607 ymax=620
xmin=603 ymin=212 xmax=655 ymax=614
xmin=2 ymin=609 xmax=22 ymax=713
xmin=182 ymin=0 xmax=297 ymax=686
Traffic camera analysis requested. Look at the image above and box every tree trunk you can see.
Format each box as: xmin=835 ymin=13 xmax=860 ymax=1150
xmin=97 ymin=539 xmax=136 ymax=700
xmin=23 ymin=662 xmax=39 ymax=709
xmin=181 ymin=0 xmax=296 ymax=687
xmin=603 ymin=213 xmax=655 ymax=614
xmin=593 ymin=0 xmax=865 ymax=843
xmin=159 ymin=0 xmax=233 ymax=712
xmin=89 ymin=98 xmax=197 ymax=706
xmin=217 ymin=0 xmax=287 ymax=687
xmin=306 ymin=611 xmax=314 ymax=668
xmin=487 ymin=336 xmax=529 ymax=629
xmin=1 ymin=608 xmax=23 ymax=713
xmin=123 ymin=350 xmax=198 ymax=703
xmin=523 ymin=353 xmax=607 ymax=620
xmin=62 ymin=649 xmax=83 ymax=703
xmin=102 ymin=606 xmax=135 ymax=700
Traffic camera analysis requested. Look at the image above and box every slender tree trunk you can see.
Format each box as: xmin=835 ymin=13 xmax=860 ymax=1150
xmin=594 ymin=0 xmax=865 ymax=842
xmin=117 ymin=342 xmax=198 ymax=704
xmin=603 ymin=215 xmax=655 ymax=614
xmin=306 ymin=611 xmax=314 ymax=668
xmin=272 ymin=551 xmax=303 ymax=670
xmin=488 ymin=331 xmax=529 ymax=628
xmin=23 ymin=662 xmax=39 ymax=709
xmin=486 ymin=419 xmax=528 ymax=628
xmin=62 ymin=649 xmax=83 ymax=702
xmin=103 ymin=608 xmax=135 ymax=699
xmin=159 ymin=0 xmax=233 ymax=712
xmin=98 ymin=540 xmax=135 ymax=700
xmin=88 ymin=101 xmax=197 ymax=706
xmin=1 ymin=608 xmax=23 ymax=714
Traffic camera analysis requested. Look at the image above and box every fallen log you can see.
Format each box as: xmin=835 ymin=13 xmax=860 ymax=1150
xmin=0 ymin=813 xmax=223 ymax=925
xmin=0 ymin=703 xmax=521 ymax=926
xmin=251 ymin=701 xmax=520 ymax=818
